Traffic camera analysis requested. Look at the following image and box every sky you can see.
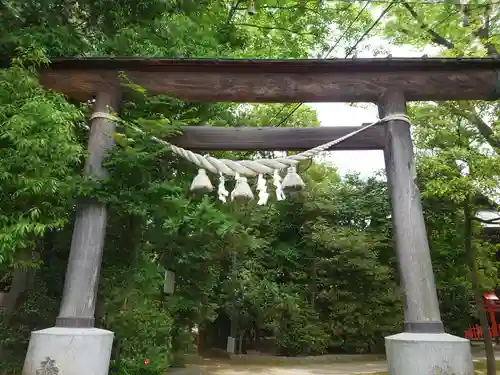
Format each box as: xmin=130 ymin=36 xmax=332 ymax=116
xmin=309 ymin=102 xmax=382 ymax=178
xmin=308 ymin=40 xmax=439 ymax=179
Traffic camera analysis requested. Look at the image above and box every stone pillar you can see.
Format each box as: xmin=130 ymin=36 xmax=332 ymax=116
xmin=22 ymin=87 xmax=121 ymax=375
xmin=379 ymin=90 xmax=473 ymax=375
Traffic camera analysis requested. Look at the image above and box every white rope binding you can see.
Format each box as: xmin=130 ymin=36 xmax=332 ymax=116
xmin=90 ymin=111 xmax=410 ymax=202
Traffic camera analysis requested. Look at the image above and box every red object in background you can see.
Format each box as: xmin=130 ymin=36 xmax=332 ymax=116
xmin=144 ymin=359 xmax=150 ymax=365
xmin=464 ymin=291 xmax=500 ymax=340
xmin=484 ymin=292 xmax=499 ymax=337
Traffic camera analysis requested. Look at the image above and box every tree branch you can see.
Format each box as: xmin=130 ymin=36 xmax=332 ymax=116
xmin=401 ymin=2 xmax=500 ymax=153
xmin=227 ymin=0 xmax=243 ymax=24
xmin=448 ymin=103 xmax=500 ymax=152
xmin=401 ymin=1 xmax=454 ymax=49
xmin=234 ymin=5 xmax=322 ymax=16
xmin=472 ymin=216 xmax=500 ymax=224
xmin=473 ymin=5 xmax=499 ymax=56
xmin=465 ymin=107 xmax=500 ymax=151
xmin=233 ymin=23 xmax=316 ymax=36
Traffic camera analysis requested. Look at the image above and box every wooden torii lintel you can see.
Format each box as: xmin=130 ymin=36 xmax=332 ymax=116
xmin=38 ymin=57 xmax=500 ymax=103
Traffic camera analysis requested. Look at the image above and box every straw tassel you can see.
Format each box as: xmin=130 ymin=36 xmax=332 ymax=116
xmin=190 ymin=169 xmax=213 ymax=193
xmin=231 ymin=173 xmax=254 ymax=201
xmin=281 ymin=166 xmax=305 ymax=193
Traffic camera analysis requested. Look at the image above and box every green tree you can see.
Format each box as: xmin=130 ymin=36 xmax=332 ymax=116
xmin=0 ymin=58 xmax=83 ymax=266
xmin=218 ymin=166 xmax=403 ymax=355
xmin=382 ymin=1 xmax=500 ymax=151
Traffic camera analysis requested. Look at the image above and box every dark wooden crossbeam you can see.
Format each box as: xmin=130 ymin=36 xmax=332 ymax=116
xmin=171 ymin=124 xmax=385 ymax=151
xmin=38 ymin=57 xmax=500 ymax=103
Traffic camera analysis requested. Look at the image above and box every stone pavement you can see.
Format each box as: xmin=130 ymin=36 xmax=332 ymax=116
xmin=199 ymin=361 xmax=387 ymax=375
xmin=170 ymin=352 xmax=492 ymax=375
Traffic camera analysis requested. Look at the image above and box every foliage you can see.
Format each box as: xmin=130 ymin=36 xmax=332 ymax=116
xmin=410 ymin=103 xmax=499 ymax=342
xmin=0 ymin=274 xmax=59 ymax=373
xmin=383 ymin=1 xmax=500 ymax=56
xmin=382 ymin=0 xmax=500 ymax=153
xmin=102 ymin=257 xmax=175 ymax=375
xmin=0 ymin=60 xmax=83 ymax=266
xmin=208 ymin=168 xmax=403 ymax=355
xmin=0 ymin=0 xmax=376 ymax=60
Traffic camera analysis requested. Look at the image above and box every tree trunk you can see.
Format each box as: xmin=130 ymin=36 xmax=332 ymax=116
xmin=3 ymin=267 xmax=27 ymax=318
xmin=227 ymin=252 xmax=237 ymax=355
xmin=238 ymin=329 xmax=244 ymax=354
xmin=3 ymin=250 xmax=37 ymax=320
xmin=106 ymin=214 xmax=144 ymax=362
xmin=254 ymin=320 xmax=261 ymax=349
xmin=310 ymin=249 xmax=317 ymax=309
xmin=464 ymin=200 xmax=496 ymax=375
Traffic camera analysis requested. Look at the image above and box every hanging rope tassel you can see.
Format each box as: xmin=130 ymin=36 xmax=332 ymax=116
xmin=218 ymin=173 xmax=229 ymax=203
xmin=190 ymin=168 xmax=213 ymax=193
xmin=231 ymin=173 xmax=254 ymax=201
xmin=256 ymin=174 xmax=269 ymax=205
xmin=273 ymin=170 xmax=285 ymax=201
xmin=281 ymin=166 xmax=305 ymax=193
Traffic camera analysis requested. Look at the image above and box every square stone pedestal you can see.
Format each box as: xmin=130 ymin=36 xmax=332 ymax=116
xmin=22 ymin=327 xmax=114 ymax=375
xmin=385 ymin=332 xmax=473 ymax=375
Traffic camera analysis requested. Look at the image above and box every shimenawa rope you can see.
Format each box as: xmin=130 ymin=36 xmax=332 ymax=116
xmin=90 ymin=112 xmax=409 ymax=177
xmin=89 ymin=111 xmax=410 ymax=203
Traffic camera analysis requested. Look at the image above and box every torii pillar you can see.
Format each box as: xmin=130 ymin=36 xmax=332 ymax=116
xmin=22 ymin=87 xmax=120 ymax=375
xmin=379 ymin=90 xmax=473 ymax=375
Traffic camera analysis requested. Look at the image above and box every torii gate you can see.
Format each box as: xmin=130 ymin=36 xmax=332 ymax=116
xmin=22 ymin=57 xmax=500 ymax=375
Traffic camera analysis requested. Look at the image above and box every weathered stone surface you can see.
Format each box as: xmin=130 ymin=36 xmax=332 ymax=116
xmin=385 ymin=332 xmax=473 ymax=375
xmin=22 ymin=327 xmax=113 ymax=375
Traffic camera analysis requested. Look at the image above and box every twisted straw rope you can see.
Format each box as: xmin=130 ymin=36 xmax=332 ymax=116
xmin=91 ymin=112 xmax=410 ymax=178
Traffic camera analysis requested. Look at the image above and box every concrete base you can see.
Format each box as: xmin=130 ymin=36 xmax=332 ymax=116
xmin=385 ymin=332 xmax=473 ymax=375
xmin=22 ymin=327 xmax=114 ymax=375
